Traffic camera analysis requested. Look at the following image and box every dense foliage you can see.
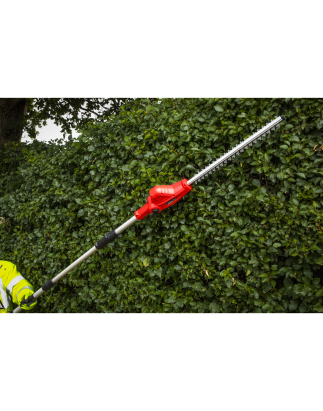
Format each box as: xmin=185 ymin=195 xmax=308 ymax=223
xmin=1 ymin=98 xmax=323 ymax=313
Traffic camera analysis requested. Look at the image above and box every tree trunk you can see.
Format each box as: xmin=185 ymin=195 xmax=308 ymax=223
xmin=0 ymin=98 xmax=26 ymax=145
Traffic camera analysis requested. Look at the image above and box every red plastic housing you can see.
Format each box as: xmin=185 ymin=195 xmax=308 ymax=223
xmin=134 ymin=179 xmax=192 ymax=220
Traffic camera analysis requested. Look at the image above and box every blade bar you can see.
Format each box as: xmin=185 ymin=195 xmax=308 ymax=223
xmin=187 ymin=116 xmax=285 ymax=186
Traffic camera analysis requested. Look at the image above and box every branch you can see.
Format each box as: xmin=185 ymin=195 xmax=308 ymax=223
xmin=65 ymin=98 xmax=104 ymax=119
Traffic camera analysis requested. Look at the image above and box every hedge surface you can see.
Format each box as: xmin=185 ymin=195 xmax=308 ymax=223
xmin=1 ymin=98 xmax=323 ymax=313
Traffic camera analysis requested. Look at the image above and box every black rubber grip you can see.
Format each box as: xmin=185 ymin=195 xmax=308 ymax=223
xmin=42 ymin=279 xmax=55 ymax=292
xmin=95 ymin=229 xmax=119 ymax=250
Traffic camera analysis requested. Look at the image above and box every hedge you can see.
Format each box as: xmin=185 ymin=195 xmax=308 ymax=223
xmin=1 ymin=98 xmax=323 ymax=312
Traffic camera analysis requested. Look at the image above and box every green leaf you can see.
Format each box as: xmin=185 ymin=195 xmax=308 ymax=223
xmin=214 ymin=104 xmax=224 ymax=112
xmin=315 ymin=289 xmax=323 ymax=297
xmin=209 ymin=302 xmax=220 ymax=313
xmin=284 ymin=278 xmax=294 ymax=287
xmin=186 ymin=164 xmax=195 ymax=170
xmin=313 ymin=303 xmax=323 ymax=313
xmin=230 ymin=232 xmax=239 ymax=238
xmin=264 ymin=153 xmax=270 ymax=163
xmin=315 ymin=257 xmax=323 ymax=265
xmin=129 ymin=160 xmax=138 ymax=169
xmin=262 ymin=282 xmax=271 ymax=294
xmin=299 ymin=304 xmax=307 ymax=313
xmin=288 ymin=300 xmax=298 ymax=311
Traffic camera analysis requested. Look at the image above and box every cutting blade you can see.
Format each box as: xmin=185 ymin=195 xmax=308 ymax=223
xmin=186 ymin=115 xmax=285 ymax=186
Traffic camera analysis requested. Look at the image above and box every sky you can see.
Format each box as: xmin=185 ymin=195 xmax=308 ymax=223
xmin=21 ymin=119 xmax=81 ymax=145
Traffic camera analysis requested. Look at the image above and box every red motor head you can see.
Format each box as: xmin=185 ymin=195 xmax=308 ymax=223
xmin=134 ymin=179 xmax=192 ymax=220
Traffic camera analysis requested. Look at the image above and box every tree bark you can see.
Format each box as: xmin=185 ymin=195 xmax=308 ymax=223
xmin=0 ymin=98 xmax=26 ymax=145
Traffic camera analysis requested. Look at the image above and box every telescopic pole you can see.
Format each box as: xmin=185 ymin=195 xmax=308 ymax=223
xmin=13 ymin=216 xmax=138 ymax=313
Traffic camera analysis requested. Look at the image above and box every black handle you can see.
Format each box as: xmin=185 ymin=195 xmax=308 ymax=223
xmin=95 ymin=229 xmax=119 ymax=250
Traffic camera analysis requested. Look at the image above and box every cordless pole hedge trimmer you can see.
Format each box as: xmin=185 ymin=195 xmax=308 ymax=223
xmin=13 ymin=115 xmax=286 ymax=313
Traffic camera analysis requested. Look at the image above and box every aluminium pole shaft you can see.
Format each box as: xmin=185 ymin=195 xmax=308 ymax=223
xmin=13 ymin=216 xmax=138 ymax=313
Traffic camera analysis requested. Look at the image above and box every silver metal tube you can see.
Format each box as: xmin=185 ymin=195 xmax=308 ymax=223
xmin=115 ymin=215 xmax=138 ymax=234
xmin=187 ymin=116 xmax=284 ymax=186
xmin=34 ymin=288 xmax=45 ymax=298
xmin=13 ymin=306 xmax=23 ymax=313
xmin=52 ymin=246 xmax=98 ymax=284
